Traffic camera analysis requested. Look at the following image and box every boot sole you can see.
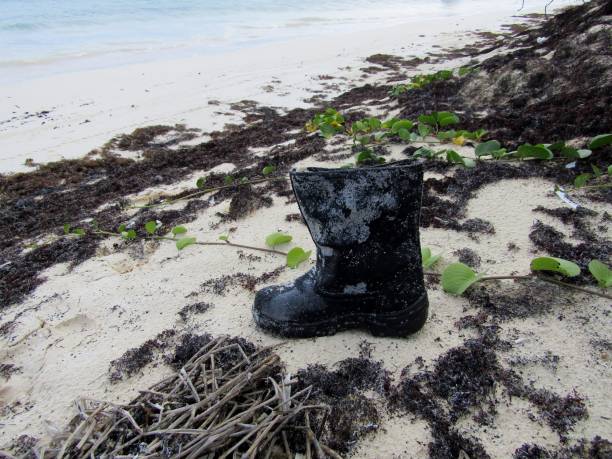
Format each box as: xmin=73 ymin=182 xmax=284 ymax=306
xmin=253 ymin=294 xmax=428 ymax=339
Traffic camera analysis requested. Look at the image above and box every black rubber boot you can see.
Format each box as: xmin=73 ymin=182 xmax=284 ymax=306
xmin=253 ymin=160 xmax=428 ymax=338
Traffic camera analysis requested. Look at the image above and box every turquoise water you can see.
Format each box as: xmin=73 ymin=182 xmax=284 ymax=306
xmin=0 ymin=0 xmax=571 ymax=80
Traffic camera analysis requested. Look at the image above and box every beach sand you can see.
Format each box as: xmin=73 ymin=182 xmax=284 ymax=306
xmin=1 ymin=1 xmax=610 ymax=457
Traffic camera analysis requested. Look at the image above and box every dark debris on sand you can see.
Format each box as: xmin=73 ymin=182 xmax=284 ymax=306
xmin=514 ymin=436 xmax=612 ymax=459
xmin=108 ymin=329 xmax=177 ymax=382
xmin=466 ymin=279 xmax=571 ymax=320
xmin=390 ymin=324 xmax=593 ymax=457
xmin=177 ymin=302 xmax=212 ymax=321
xmin=165 ymin=333 xmax=262 ymax=372
xmin=199 ymin=265 xmax=285 ymax=295
xmin=529 ymin=220 xmax=612 ymax=284
xmin=294 ymin=358 xmax=391 ymax=453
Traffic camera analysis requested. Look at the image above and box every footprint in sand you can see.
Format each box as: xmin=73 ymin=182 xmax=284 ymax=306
xmin=108 ymin=255 xmax=136 ymax=274
xmin=54 ymin=313 xmax=95 ymax=332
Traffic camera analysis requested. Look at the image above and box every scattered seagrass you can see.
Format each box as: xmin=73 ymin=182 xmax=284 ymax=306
xmin=34 ymin=337 xmax=337 ymax=459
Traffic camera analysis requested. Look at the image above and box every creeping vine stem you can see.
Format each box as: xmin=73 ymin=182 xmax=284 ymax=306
xmin=423 ymin=271 xmax=612 ymax=300
xmin=91 ymin=230 xmax=288 ymax=256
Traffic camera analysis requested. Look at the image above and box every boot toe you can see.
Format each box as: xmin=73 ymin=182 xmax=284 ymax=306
xmin=253 ymin=272 xmax=331 ymax=337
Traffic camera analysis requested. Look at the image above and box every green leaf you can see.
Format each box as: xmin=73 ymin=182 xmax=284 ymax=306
xmin=437 ymin=112 xmax=460 ymax=127
xmin=63 ymin=223 xmax=71 ymax=235
xmin=368 ymin=118 xmax=382 ymax=130
xmin=118 ymin=224 xmax=126 ymax=233
xmin=145 ymin=220 xmax=157 ymax=235
xmin=196 ymin=177 xmax=206 ymax=189
xmin=530 ymin=256 xmax=580 ymax=277
xmin=591 ymin=164 xmax=602 ymax=177
xmin=72 ymin=228 xmax=86 ymax=236
xmin=458 ymin=66 xmax=473 ymax=76
xmin=576 ymin=149 xmax=592 ymax=159
xmin=356 ymin=149 xmax=384 ymax=164
xmin=475 ymin=140 xmax=502 ymax=157
xmin=446 ymin=150 xmax=463 ymax=164
xmin=176 ymin=237 xmax=197 ymax=251
xmin=472 ymin=128 xmax=487 ymax=140
xmin=445 ymin=150 xmax=475 ymax=168
xmin=548 ymin=141 xmax=565 ymax=152
xmin=382 ymin=118 xmax=399 ymax=129
xmin=574 ymin=173 xmax=591 ymax=188
xmin=262 ymin=165 xmax=276 ymax=176
xmin=121 ymin=229 xmax=137 ymax=240
xmin=398 ymin=128 xmax=412 ymax=141
xmin=462 ymin=157 xmax=476 ymax=168
xmin=421 ymin=247 xmax=442 ymax=269
xmin=286 ymin=247 xmax=311 ymax=268
xmin=588 ymin=260 xmax=612 ymax=288
xmin=441 ymin=263 xmax=479 ymax=295
xmin=319 ymin=123 xmax=337 ymax=139
xmin=588 ymin=133 xmax=612 ymax=150
xmin=491 ymin=148 xmax=509 ymax=159
xmin=358 ymin=135 xmax=371 ymax=146
xmin=517 ymin=144 xmax=553 ymax=160
xmin=413 ymin=147 xmax=438 ymax=159
xmin=391 ymin=120 xmax=413 ymax=134
xmin=352 ymin=121 xmax=364 ymax=133
xmin=418 ymin=114 xmax=437 ymax=127
xmin=374 ymin=132 xmax=387 ymax=142
xmin=218 ymin=234 xmax=229 ymax=242
xmin=561 ymin=147 xmax=592 ymax=159
xmin=418 ymin=124 xmax=431 ymax=137
xmin=172 ymin=226 xmax=188 ymax=236
xmin=609 ymin=165 xmax=612 ymax=175
xmin=265 ymin=232 xmax=292 ymax=247
xmin=224 ymin=175 xmax=234 ymax=185
xmin=437 ymin=130 xmax=457 ymax=140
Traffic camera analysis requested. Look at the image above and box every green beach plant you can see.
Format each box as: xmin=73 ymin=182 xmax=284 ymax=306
xmin=436 ymin=255 xmax=611 ymax=299
xmin=421 ymin=247 xmax=442 ymax=269
xmin=389 ymin=67 xmax=473 ymax=97
xmin=432 ymin=248 xmax=612 ymax=299
xmin=265 ymin=232 xmax=293 ymax=247
xmin=588 ymin=260 xmax=612 ymax=288
xmin=305 ymin=108 xmax=345 ymax=138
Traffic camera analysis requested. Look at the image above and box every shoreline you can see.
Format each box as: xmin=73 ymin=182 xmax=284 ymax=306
xmin=0 ymin=1 xmax=576 ymax=174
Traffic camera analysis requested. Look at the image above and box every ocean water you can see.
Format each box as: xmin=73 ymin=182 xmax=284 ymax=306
xmin=0 ymin=0 xmax=572 ymax=81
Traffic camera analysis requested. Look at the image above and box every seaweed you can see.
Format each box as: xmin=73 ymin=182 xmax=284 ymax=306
xmin=108 ymin=329 xmax=177 ymax=382
xmin=466 ymin=279 xmax=568 ymax=320
xmin=177 ymin=302 xmax=212 ymax=321
xmin=529 ymin=221 xmax=611 ymax=284
xmin=454 ymin=248 xmax=482 ymax=268
xmin=0 ymin=363 xmax=21 ymax=380
xmin=514 ymin=436 xmax=611 ymax=459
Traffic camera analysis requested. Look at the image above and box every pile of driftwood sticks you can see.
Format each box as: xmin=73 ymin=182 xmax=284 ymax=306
xmin=33 ymin=337 xmax=341 ymax=459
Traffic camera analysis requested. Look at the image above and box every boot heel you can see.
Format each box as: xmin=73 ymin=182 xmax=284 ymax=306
xmin=368 ymin=294 xmax=429 ymax=337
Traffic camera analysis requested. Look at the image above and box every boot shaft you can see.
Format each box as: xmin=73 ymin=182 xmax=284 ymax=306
xmin=290 ymin=160 xmax=425 ymax=296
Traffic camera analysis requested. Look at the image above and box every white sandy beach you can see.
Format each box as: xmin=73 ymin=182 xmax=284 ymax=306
xmin=1 ymin=1 xmax=610 ymax=457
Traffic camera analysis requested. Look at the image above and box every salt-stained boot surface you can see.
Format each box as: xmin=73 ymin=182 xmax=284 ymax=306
xmin=253 ymin=159 xmax=429 ymax=338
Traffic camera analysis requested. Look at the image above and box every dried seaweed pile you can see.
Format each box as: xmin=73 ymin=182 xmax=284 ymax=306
xmin=35 ymin=337 xmax=340 ymax=458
